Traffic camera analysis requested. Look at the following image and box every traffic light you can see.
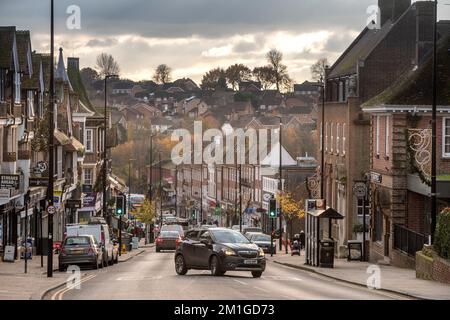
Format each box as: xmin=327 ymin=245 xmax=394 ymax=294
xmin=116 ymin=195 xmax=124 ymax=216
xmin=269 ymin=198 xmax=277 ymax=219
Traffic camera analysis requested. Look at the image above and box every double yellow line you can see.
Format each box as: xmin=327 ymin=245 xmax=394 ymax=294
xmin=51 ymin=274 xmax=97 ymax=300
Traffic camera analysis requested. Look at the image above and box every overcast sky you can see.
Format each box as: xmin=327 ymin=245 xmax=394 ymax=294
xmin=1 ymin=0 xmax=449 ymax=84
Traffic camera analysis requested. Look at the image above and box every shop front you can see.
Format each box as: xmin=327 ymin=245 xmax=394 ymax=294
xmin=77 ymin=192 xmax=102 ymax=224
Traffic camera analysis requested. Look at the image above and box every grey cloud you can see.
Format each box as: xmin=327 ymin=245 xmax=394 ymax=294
xmin=86 ymin=38 xmax=118 ymax=47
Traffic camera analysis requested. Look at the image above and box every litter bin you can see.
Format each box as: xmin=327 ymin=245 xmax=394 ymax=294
xmin=319 ymin=239 xmax=335 ymax=268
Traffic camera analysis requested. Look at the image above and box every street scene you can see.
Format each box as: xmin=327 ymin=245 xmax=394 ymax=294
xmin=1 ymin=0 xmax=450 ymax=304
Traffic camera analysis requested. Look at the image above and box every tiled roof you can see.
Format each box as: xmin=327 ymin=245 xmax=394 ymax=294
xmin=15 ymin=30 xmax=31 ymax=74
xmin=294 ymin=81 xmax=320 ymax=92
xmin=363 ymin=35 xmax=450 ymax=107
xmin=22 ymin=52 xmax=41 ymax=90
xmin=0 ymin=26 xmax=16 ymax=69
xmin=328 ymin=22 xmax=392 ymax=78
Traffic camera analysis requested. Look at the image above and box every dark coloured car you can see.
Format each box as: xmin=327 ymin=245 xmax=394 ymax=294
xmin=248 ymin=233 xmax=276 ymax=254
xmin=58 ymin=235 xmax=104 ymax=271
xmin=174 ymin=228 xmax=266 ymax=278
xmin=156 ymin=231 xmax=182 ymax=252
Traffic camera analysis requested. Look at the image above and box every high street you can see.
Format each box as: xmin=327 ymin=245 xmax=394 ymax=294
xmin=44 ymin=247 xmax=408 ymax=300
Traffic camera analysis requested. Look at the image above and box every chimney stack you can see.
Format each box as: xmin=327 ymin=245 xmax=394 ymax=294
xmin=67 ymin=57 xmax=80 ymax=72
xmin=378 ymin=0 xmax=411 ymax=26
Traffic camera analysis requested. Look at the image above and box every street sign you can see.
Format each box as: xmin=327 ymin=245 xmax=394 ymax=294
xmin=47 ymin=206 xmax=56 ymax=214
xmin=66 ymin=199 xmax=82 ymax=209
xmin=353 ymin=182 xmax=367 ymax=198
xmin=29 ymin=177 xmax=49 ymax=187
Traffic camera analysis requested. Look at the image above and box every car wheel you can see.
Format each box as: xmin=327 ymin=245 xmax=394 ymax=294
xmin=175 ymin=254 xmax=188 ymax=275
xmin=251 ymin=271 xmax=263 ymax=278
xmin=108 ymin=253 xmax=114 ymax=266
xmin=93 ymin=257 xmax=99 ymax=270
xmin=210 ymin=256 xmax=222 ymax=276
xmin=58 ymin=264 xmax=65 ymax=272
xmin=156 ymin=247 xmax=161 ymax=252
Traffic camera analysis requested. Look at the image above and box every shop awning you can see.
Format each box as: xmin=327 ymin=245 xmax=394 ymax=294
xmin=308 ymin=207 xmax=344 ymax=219
xmin=65 ymin=136 xmax=85 ymax=153
xmin=54 ymin=129 xmax=70 ymax=146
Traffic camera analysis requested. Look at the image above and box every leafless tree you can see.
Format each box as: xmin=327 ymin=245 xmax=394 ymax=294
xmin=310 ymin=58 xmax=329 ymax=82
xmin=95 ymin=52 xmax=120 ymax=78
xmin=153 ymin=64 xmax=172 ymax=84
xmin=266 ymin=49 xmax=292 ymax=91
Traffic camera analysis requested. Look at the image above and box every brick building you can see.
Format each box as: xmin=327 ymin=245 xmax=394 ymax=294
xmin=319 ymin=0 xmax=436 ymax=255
xmin=362 ymin=32 xmax=450 ymax=267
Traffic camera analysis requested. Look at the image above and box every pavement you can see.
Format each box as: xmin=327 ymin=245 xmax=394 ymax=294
xmin=267 ymin=247 xmax=450 ymax=300
xmin=0 ymin=239 xmax=153 ymax=300
xmin=43 ymin=246 xmax=409 ymax=300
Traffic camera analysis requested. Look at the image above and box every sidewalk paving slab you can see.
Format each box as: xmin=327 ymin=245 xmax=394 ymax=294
xmin=267 ymin=250 xmax=450 ymax=300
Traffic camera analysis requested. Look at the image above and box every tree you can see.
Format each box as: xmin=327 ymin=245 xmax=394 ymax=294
xmin=310 ymin=58 xmax=329 ymax=82
xmin=153 ymin=64 xmax=172 ymax=84
xmin=80 ymin=67 xmax=99 ymax=84
xmin=225 ymin=63 xmax=252 ymax=90
xmin=277 ymin=192 xmax=305 ymax=240
xmin=252 ymin=66 xmax=275 ymax=90
xmin=95 ymin=53 xmax=120 ymax=78
xmin=200 ymin=67 xmax=228 ymax=90
xmin=266 ymin=49 xmax=292 ymax=92
xmin=134 ymin=199 xmax=157 ymax=225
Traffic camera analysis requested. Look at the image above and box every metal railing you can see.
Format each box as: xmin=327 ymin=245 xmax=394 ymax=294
xmin=393 ymin=224 xmax=426 ymax=257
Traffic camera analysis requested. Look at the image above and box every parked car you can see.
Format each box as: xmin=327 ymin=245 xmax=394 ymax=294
xmin=58 ymin=235 xmax=103 ymax=271
xmin=248 ymin=233 xmax=276 ymax=254
xmin=242 ymin=227 xmax=263 ymax=235
xmin=244 ymin=231 xmax=262 ymax=240
xmin=231 ymin=225 xmax=249 ymax=232
xmin=156 ymin=231 xmax=182 ymax=252
xmin=66 ymin=222 xmax=118 ymax=266
xmin=174 ymin=228 xmax=266 ymax=278
xmin=160 ymin=224 xmax=185 ymax=238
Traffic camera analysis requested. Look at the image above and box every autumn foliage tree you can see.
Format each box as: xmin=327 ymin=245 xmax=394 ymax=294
xmin=277 ymin=192 xmax=305 ymax=239
xmin=134 ymin=199 xmax=157 ymax=225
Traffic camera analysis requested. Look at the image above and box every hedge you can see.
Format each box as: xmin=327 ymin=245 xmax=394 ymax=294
xmin=435 ymin=208 xmax=450 ymax=260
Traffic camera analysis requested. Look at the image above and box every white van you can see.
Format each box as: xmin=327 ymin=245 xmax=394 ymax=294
xmin=66 ymin=223 xmax=118 ymax=266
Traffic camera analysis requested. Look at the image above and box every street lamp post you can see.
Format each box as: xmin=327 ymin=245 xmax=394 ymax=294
xmin=430 ymin=0 xmax=438 ymax=244
xmin=275 ymin=115 xmax=284 ymax=252
xmin=47 ymin=0 xmax=55 ymax=278
xmin=103 ymin=74 xmax=118 ymax=225
xmin=159 ymin=152 xmax=163 ymax=225
xmin=128 ymin=159 xmax=135 ymax=221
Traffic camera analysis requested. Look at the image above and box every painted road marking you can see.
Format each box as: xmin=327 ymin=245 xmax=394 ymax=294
xmin=233 ymin=279 xmax=247 ymax=285
xmin=51 ymin=274 xmax=97 ymax=300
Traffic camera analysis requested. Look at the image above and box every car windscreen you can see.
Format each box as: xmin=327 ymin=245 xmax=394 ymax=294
xmin=252 ymin=234 xmax=271 ymax=242
xmin=212 ymin=230 xmax=250 ymax=244
xmin=160 ymin=231 xmax=179 ymax=238
xmin=64 ymin=237 xmax=91 ymax=246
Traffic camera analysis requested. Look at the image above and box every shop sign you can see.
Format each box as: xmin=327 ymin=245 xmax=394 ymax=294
xmin=83 ymin=193 xmax=97 ymax=208
xmin=0 ymin=174 xmax=20 ymax=190
xmin=371 ymin=172 xmax=382 ymax=184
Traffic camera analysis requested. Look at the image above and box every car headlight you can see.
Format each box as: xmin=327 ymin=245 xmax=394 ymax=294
xmin=259 ymin=248 xmax=265 ymax=257
xmin=222 ymin=248 xmax=236 ymax=256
